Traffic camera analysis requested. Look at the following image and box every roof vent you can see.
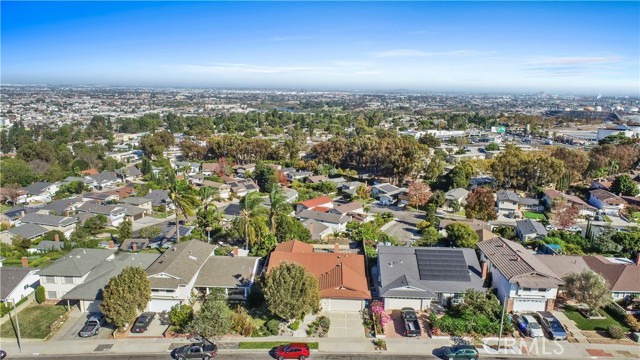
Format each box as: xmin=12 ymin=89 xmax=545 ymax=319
xmin=188 ymin=255 xmax=197 ymax=261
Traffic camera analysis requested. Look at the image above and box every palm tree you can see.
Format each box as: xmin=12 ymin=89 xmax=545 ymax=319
xmin=198 ymin=186 xmax=218 ymax=209
xmin=237 ymin=192 xmax=268 ymax=250
xmin=169 ymin=180 xmax=201 ymax=243
xmin=594 ymin=168 xmax=608 ymax=180
xmin=609 ymin=160 xmax=619 ymax=176
xmin=268 ymin=188 xmax=292 ymax=234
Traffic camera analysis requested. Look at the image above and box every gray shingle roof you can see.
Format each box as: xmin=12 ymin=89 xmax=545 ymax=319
xmin=194 ymin=256 xmax=260 ymax=288
xmin=121 ymin=197 xmax=152 ymax=206
xmin=297 ymin=209 xmax=349 ymax=224
xmin=377 ymin=246 xmax=485 ymax=299
xmin=516 ymin=219 xmax=548 ymax=237
xmin=32 ymin=240 xmax=66 ymax=251
xmin=20 ymin=213 xmax=77 ymax=227
xmin=7 ymin=224 xmax=49 ymax=240
xmin=89 ymin=171 xmax=118 ymax=184
xmin=144 ymin=190 xmax=170 ymax=206
xmin=62 ymin=252 xmax=158 ymax=301
xmin=518 ymin=197 xmax=539 ymax=206
xmin=78 ymin=203 xmax=126 ymax=216
xmin=497 ymin=190 xmax=519 ymax=203
xmin=477 ymin=237 xmax=563 ymax=288
xmin=23 ymin=182 xmax=54 ymax=195
xmin=445 ymin=188 xmax=469 ymax=201
xmin=41 ymin=196 xmax=84 ymax=216
xmin=1 ymin=267 xmax=38 ymax=300
xmin=301 ymin=219 xmax=331 ymax=240
xmin=146 ymin=240 xmax=215 ymax=290
xmin=38 ymin=248 xmax=114 ymax=277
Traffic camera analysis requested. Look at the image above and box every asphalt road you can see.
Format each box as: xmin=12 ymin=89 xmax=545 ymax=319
xmin=9 ymin=353 xmax=564 ymax=360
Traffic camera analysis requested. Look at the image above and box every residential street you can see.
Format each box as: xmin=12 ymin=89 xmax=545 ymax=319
xmin=369 ymin=204 xmax=423 ymax=244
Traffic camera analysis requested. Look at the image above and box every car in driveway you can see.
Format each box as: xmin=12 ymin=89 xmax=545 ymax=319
xmin=400 ymin=307 xmax=421 ymax=337
xmin=130 ymin=312 xmax=155 ymax=333
xmin=442 ymin=344 xmax=479 ymax=360
xmin=565 ymin=226 xmax=581 ymax=232
xmin=172 ymin=342 xmax=218 ymax=360
xmin=78 ymin=313 xmax=105 ymax=337
xmin=535 ymin=311 xmax=567 ymax=340
xmin=274 ymin=343 xmax=310 ymax=360
xmin=518 ymin=314 xmax=544 ymax=337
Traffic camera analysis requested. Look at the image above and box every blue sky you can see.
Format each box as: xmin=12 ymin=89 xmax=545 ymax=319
xmin=2 ymin=2 xmax=639 ymax=94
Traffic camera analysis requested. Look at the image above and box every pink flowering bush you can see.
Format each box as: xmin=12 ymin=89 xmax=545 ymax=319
xmin=370 ymin=300 xmax=391 ymax=333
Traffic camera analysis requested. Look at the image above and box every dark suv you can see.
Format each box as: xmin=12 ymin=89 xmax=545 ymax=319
xmin=130 ymin=312 xmax=154 ymax=333
xmin=274 ymin=343 xmax=310 ymax=360
xmin=443 ymin=345 xmax=479 ymax=360
xmin=173 ymin=342 xmax=218 ymax=360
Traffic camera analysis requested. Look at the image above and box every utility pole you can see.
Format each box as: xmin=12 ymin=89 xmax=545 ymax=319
xmin=497 ymin=294 xmax=507 ymax=353
xmin=10 ymin=299 xmax=22 ymax=352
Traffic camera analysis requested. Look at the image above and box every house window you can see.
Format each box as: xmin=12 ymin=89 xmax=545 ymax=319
xmin=47 ymin=291 xmax=57 ymax=299
xmin=63 ymin=277 xmax=74 ymax=284
xmin=44 ymin=276 xmax=56 ymax=284
xmin=523 ymin=287 xmax=531 ymax=292
xmin=538 ymin=288 xmax=546 ymax=292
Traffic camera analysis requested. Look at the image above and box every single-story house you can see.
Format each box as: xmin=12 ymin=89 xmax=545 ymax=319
xmin=306 ymin=175 xmax=330 ymax=184
xmin=194 ymin=256 xmax=262 ymax=302
xmin=0 ymin=265 xmax=40 ymax=304
xmin=287 ymin=171 xmax=313 ymax=182
xmin=144 ymin=190 xmax=173 ymax=211
xmin=1 ymin=224 xmax=49 ymax=244
xmin=296 ymin=196 xmax=333 ymax=213
xmin=340 ymin=181 xmax=365 ymax=198
xmin=28 ymin=239 xmax=67 ymax=254
xmin=119 ymin=238 xmax=150 ymax=251
xmin=87 ymin=171 xmax=119 ymax=190
xmin=201 ymin=162 xmax=222 ymax=177
xmin=200 ymin=181 xmax=231 ymax=199
xmin=329 ymin=201 xmax=364 ymax=216
xmin=41 ymin=196 xmax=85 ymax=216
xmin=226 ymin=178 xmax=259 ymax=197
xmin=377 ymin=245 xmax=485 ymax=310
xmin=438 ymin=218 xmax=492 ymax=233
xmin=301 ymin=219 xmax=333 ymax=241
xmin=297 ymin=209 xmax=350 ymax=232
xmin=542 ymin=189 xmax=597 ymax=217
xmin=19 ymin=213 xmax=78 ymax=238
xmin=518 ymin=197 xmax=541 ymax=212
xmin=589 ymin=189 xmax=626 ymax=215
xmin=515 ymin=219 xmax=548 ymax=242
xmin=445 ymin=188 xmax=470 ymax=205
xmin=267 ymin=240 xmax=371 ymax=311
xmin=77 ymin=203 xmax=126 ymax=226
xmin=120 ymin=197 xmax=153 ymax=211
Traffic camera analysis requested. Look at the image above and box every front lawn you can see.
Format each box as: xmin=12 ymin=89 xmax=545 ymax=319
xmin=238 ymin=341 xmax=318 ymax=350
xmin=524 ymin=211 xmax=546 ymax=220
xmin=0 ymin=304 xmax=67 ymax=339
xmin=562 ymin=306 xmax=629 ymax=331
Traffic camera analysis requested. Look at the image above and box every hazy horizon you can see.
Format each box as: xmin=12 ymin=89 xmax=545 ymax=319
xmin=2 ymin=2 xmax=639 ymax=96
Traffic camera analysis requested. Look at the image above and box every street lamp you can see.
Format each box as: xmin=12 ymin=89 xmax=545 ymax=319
xmin=9 ymin=298 xmax=22 ymax=352
xmin=205 ymin=226 xmax=213 ymax=244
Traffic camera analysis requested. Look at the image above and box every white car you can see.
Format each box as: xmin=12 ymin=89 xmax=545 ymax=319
xmin=565 ymin=226 xmax=581 ymax=232
xmin=519 ymin=315 xmax=545 ymax=338
xmin=545 ymin=225 xmax=556 ymax=231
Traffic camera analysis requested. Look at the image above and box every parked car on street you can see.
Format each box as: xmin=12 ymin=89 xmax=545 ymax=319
xmin=545 ymin=224 xmax=556 ymax=231
xmin=130 ymin=312 xmax=155 ymax=333
xmin=172 ymin=342 xmax=218 ymax=360
xmin=0 ymin=349 xmax=6 ymax=360
xmin=274 ymin=343 xmax=310 ymax=360
xmin=400 ymin=307 xmax=421 ymax=337
xmin=78 ymin=313 xmax=105 ymax=337
xmin=565 ymin=226 xmax=581 ymax=232
xmin=518 ymin=314 xmax=544 ymax=337
xmin=535 ymin=311 xmax=567 ymax=340
xmin=442 ymin=344 xmax=479 ymax=360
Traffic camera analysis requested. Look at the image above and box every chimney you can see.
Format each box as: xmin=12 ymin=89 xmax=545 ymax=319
xmin=132 ymin=243 xmax=137 ymax=252
xmin=232 ymin=246 xmax=238 ymax=257
xmin=108 ymin=240 xmax=115 ymax=249
xmin=65 ymin=210 xmax=70 ymax=217
xmin=481 ymin=262 xmax=488 ymax=280
xmin=21 ymin=256 xmax=28 ymax=268
xmin=334 ymin=243 xmax=340 ymax=253
xmin=54 ymin=234 xmax=59 ymax=242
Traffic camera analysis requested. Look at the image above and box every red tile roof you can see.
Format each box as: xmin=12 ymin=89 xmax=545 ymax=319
xmin=274 ymin=240 xmax=314 ymax=253
xmin=313 ymin=206 xmax=331 ymax=213
xmin=298 ymin=196 xmax=333 ymax=209
xmin=80 ymin=168 xmax=99 ymax=176
xmin=268 ymin=240 xmax=370 ymax=300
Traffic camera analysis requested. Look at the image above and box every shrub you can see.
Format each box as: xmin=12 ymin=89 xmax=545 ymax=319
xmin=35 ymin=285 xmax=46 ymax=304
xmin=168 ymin=303 xmax=194 ymax=333
xmin=607 ymin=325 xmax=626 ymax=339
xmin=231 ymin=306 xmax=255 ymax=337
xmin=265 ymin=319 xmax=280 ymax=335
xmin=289 ymin=319 xmax=300 ymax=331
xmin=318 ymin=316 xmax=330 ymax=332
xmin=625 ymin=314 xmax=640 ymax=332
xmin=0 ymin=302 xmax=12 ymax=317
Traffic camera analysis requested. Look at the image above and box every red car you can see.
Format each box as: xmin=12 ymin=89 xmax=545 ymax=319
xmin=274 ymin=343 xmax=310 ymax=360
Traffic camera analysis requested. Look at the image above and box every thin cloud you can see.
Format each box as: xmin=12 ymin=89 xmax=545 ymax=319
xmin=333 ymin=60 xmax=374 ymax=67
xmin=370 ymin=49 xmax=494 ymax=58
xmin=168 ymin=63 xmax=322 ymax=74
xmin=529 ymin=56 xmax=621 ymax=66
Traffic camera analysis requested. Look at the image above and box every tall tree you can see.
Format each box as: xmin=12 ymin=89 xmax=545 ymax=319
xmin=191 ymin=288 xmax=233 ymax=340
xmin=553 ymin=202 xmax=580 ymax=228
xmin=267 ymin=188 xmax=292 ymax=234
xmin=611 ymin=174 xmax=639 ymax=196
xmin=169 ymin=180 xmax=201 ymax=243
xmin=100 ymin=266 xmax=151 ymax=330
xmin=235 ymin=192 xmax=268 ymax=250
xmin=563 ymin=270 xmax=612 ymax=313
xmin=263 ymin=262 xmax=320 ymax=320
xmin=464 ymin=187 xmax=497 ymax=221
xmin=445 ymin=223 xmax=479 ymax=248
xmin=407 ymin=181 xmax=432 ymax=212
xmin=253 ymin=163 xmax=278 ymax=193
xmin=118 ymin=219 xmax=133 ymax=241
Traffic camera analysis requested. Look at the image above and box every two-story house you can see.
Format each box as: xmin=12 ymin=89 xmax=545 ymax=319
xmin=77 ymin=203 xmax=126 ymax=226
xmin=87 ymin=171 xmax=119 ymax=190
xmin=542 ymin=189 xmax=597 ymax=217
xmin=297 ymin=209 xmax=350 ymax=232
xmin=515 ymin=219 xmax=548 ymax=242
xmin=371 ymin=183 xmax=407 ymax=205
xmin=38 ymin=249 xmax=115 ymax=301
xmin=19 ymin=182 xmax=60 ymax=204
xmin=145 ymin=240 xmax=216 ymax=312
xmin=496 ymin=190 xmax=519 ymax=217
xmin=0 ymin=258 xmax=40 ymax=304
xmin=200 ymin=181 xmax=231 ymax=199
xmin=477 ymin=237 xmax=563 ymax=312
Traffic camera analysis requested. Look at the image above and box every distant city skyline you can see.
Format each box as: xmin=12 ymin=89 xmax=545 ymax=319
xmin=2 ymin=1 xmax=639 ymax=95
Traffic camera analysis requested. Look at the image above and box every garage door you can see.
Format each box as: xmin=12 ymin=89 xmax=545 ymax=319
xmin=513 ymin=298 xmax=546 ymax=312
xmin=384 ymin=298 xmax=424 ymax=311
xmin=147 ymin=299 xmax=180 ymax=312
xmin=323 ymin=299 xmax=363 ymax=312
xmin=82 ymin=300 xmax=102 ymax=313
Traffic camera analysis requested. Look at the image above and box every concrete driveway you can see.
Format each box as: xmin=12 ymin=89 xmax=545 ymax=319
xmin=56 ymin=312 xmax=115 ymax=341
xmin=128 ymin=314 xmax=168 ymax=338
xmin=323 ymin=311 xmax=365 ymax=338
